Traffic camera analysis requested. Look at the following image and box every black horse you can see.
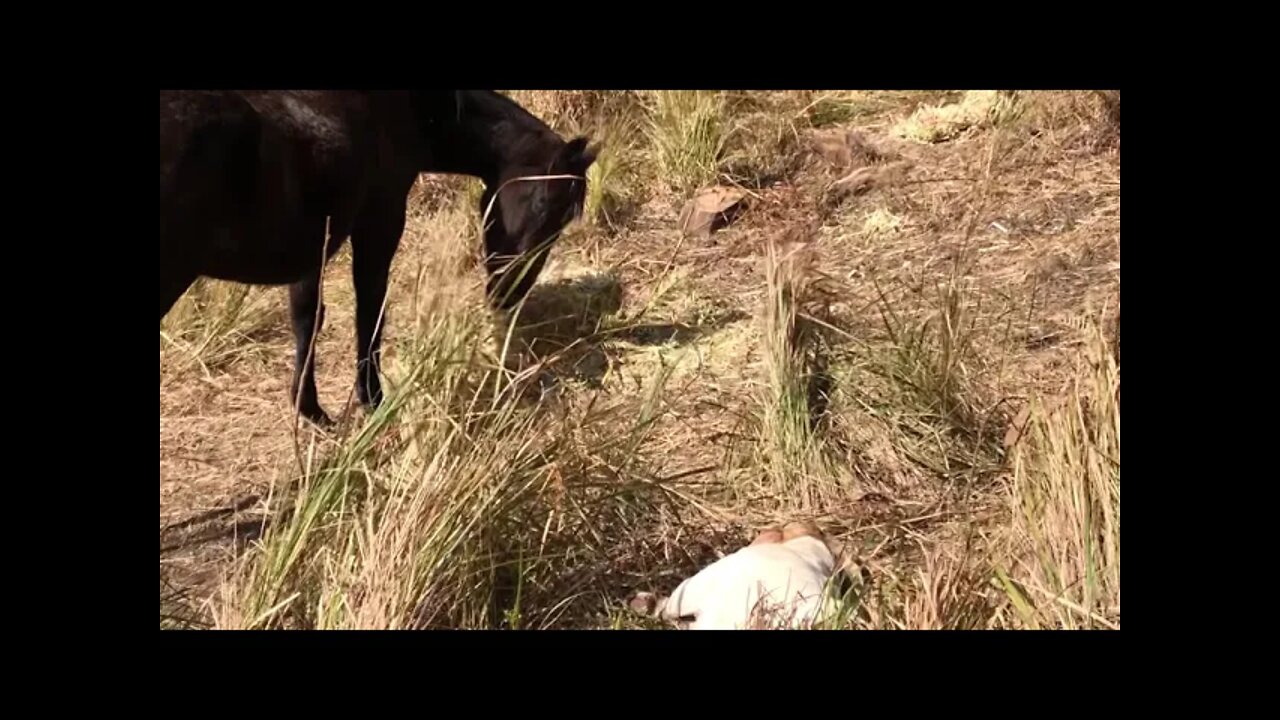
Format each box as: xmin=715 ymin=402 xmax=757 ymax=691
xmin=160 ymin=90 xmax=597 ymax=426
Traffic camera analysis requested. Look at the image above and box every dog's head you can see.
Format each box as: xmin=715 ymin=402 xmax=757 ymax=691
xmin=775 ymin=521 xmax=869 ymax=589
xmin=627 ymin=521 xmax=871 ymax=628
xmin=749 ymin=527 xmax=785 ymax=545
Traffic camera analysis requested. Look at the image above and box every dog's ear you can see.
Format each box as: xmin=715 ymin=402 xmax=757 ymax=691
xmin=750 ymin=527 xmax=784 ymax=545
xmin=628 ymin=591 xmax=660 ymax=616
xmin=782 ymin=520 xmax=824 ymax=542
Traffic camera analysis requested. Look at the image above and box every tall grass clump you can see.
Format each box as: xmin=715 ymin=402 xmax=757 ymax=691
xmin=876 ymin=277 xmax=985 ymax=439
xmin=214 ymin=235 xmax=678 ymax=628
xmin=643 ymin=90 xmax=728 ymax=196
xmin=160 ymin=278 xmax=281 ymax=372
xmin=849 ymin=254 xmax=1007 ymax=483
xmin=583 ymin=111 xmax=644 ymax=230
xmin=754 ymin=239 xmax=843 ymax=510
xmin=214 ymin=283 xmax=501 ymax=628
xmin=999 ymin=316 xmax=1120 ymax=629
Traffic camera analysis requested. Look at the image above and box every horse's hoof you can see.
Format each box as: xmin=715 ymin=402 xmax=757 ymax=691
xmin=358 ymin=387 xmax=383 ymax=414
xmin=297 ymin=407 xmax=334 ymax=430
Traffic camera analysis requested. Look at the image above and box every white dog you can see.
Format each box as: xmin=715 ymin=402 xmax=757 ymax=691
xmin=630 ymin=522 xmax=859 ymax=630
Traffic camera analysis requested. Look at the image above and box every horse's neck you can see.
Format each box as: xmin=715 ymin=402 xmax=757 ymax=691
xmin=433 ymin=91 xmax=557 ymax=183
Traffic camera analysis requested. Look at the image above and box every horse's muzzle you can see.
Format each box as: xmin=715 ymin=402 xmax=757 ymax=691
xmin=484 ymin=248 xmax=549 ymax=310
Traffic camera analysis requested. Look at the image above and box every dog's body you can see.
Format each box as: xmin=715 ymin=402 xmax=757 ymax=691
xmin=633 ymin=522 xmax=854 ymax=630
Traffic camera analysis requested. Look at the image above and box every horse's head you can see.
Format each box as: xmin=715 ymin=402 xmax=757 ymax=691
xmin=481 ymin=136 xmax=597 ymax=310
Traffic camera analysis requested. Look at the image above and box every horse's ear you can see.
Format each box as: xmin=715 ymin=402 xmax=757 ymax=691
xmin=562 ymin=136 xmax=597 ymax=173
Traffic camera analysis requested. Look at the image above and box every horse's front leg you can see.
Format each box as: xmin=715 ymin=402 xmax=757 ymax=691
xmin=351 ymin=197 xmax=406 ymax=413
xmin=288 ymin=273 xmax=331 ymax=427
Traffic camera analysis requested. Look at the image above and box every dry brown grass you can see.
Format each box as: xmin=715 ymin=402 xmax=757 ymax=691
xmin=998 ymin=314 xmax=1119 ymax=629
xmin=643 ymin=90 xmax=730 ymax=196
xmin=161 ymin=90 xmax=1118 ymax=630
xmin=751 ymin=236 xmax=847 ymax=511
